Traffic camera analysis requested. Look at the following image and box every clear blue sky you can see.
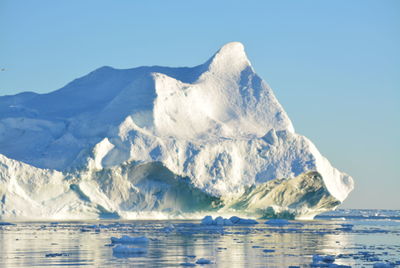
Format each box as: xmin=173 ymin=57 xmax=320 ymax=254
xmin=1 ymin=0 xmax=399 ymax=209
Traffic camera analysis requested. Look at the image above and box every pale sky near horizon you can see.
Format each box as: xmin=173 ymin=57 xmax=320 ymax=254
xmin=1 ymin=1 xmax=399 ymax=209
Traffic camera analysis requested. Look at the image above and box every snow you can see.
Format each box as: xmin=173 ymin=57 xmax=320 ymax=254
xmin=0 ymin=42 xmax=354 ymax=220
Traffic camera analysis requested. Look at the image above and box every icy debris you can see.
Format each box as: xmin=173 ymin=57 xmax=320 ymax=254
xmin=311 ymin=254 xmax=351 ymax=268
xmin=264 ymin=219 xmax=290 ymax=226
xmin=263 ymin=249 xmax=275 ymax=253
xmin=201 ymin=216 xmax=257 ymax=226
xmin=111 ymin=235 xmax=149 ymax=244
xmin=196 ymin=258 xmax=212 ymax=264
xmin=112 ymin=245 xmax=147 ymax=254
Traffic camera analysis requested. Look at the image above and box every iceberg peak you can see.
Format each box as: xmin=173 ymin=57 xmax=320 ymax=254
xmin=205 ymin=42 xmax=251 ymax=75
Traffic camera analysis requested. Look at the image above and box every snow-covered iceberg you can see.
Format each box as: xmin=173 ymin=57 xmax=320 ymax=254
xmin=0 ymin=42 xmax=354 ymax=220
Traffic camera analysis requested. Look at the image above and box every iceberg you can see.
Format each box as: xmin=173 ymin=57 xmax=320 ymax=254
xmin=0 ymin=42 xmax=354 ymax=220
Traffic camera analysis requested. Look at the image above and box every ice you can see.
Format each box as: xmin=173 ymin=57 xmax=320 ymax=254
xmin=0 ymin=42 xmax=354 ymax=221
xmin=310 ymin=254 xmax=348 ymax=267
xmin=263 ymin=249 xmax=275 ymax=253
xmin=195 ymin=258 xmax=212 ymax=264
xmin=231 ymin=217 xmax=258 ymax=225
xmin=110 ymin=235 xmax=149 ymax=244
xmin=223 ymin=219 xmax=234 ymax=226
xmin=215 ymin=216 xmax=224 ymax=225
xmin=201 ymin=216 xmax=214 ymax=225
xmin=45 ymin=253 xmax=69 ymax=258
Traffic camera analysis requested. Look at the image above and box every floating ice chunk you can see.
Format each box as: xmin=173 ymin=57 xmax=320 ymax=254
xmin=201 ymin=216 xmax=257 ymax=226
xmin=311 ymin=254 xmax=341 ymax=267
xmin=265 ymin=219 xmax=290 ymax=226
xmin=322 ymin=255 xmax=335 ymax=263
xmin=196 ymin=258 xmax=212 ymax=264
xmin=229 ymin=216 xmax=241 ymax=224
xmin=262 ymin=249 xmax=275 ymax=253
xmin=235 ymin=218 xmax=258 ymax=225
xmin=312 ymin=254 xmax=323 ymax=263
xmin=112 ymin=245 xmax=147 ymax=254
xmin=0 ymin=222 xmax=15 ymax=226
xmin=45 ymin=253 xmax=69 ymax=257
xmin=215 ymin=216 xmax=224 ymax=226
xmin=223 ymin=219 xmax=233 ymax=226
xmin=111 ymin=235 xmax=149 ymax=244
xmin=229 ymin=216 xmax=258 ymax=225
xmin=201 ymin=216 xmax=214 ymax=225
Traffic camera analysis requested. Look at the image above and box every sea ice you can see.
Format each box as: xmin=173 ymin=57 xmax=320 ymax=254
xmin=196 ymin=258 xmax=212 ymax=264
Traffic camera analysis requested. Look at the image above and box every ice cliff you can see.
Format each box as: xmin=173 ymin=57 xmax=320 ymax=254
xmin=0 ymin=42 xmax=354 ymax=220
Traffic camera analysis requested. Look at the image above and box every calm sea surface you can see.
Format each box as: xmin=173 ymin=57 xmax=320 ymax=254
xmin=0 ymin=210 xmax=399 ymax=267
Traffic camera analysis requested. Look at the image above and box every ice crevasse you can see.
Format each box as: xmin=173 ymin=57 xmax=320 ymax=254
xmin=0 ymin=42 xmax=354 ymax=220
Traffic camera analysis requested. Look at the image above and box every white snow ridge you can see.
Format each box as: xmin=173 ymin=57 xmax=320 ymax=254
xmin=0 ymin=42 xmax=354 ymax=220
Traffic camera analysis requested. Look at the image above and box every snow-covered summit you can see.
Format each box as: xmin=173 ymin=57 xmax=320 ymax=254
xmin=0 ymin=42 xmax=354 ymax=220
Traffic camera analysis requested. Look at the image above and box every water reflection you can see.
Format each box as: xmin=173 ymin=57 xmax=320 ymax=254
xmin=0 ymin=219 xmax=399 ymax=267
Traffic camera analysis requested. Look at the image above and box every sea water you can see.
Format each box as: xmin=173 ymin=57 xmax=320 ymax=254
xmin=0 ymin=209 xmax=399 ymax=267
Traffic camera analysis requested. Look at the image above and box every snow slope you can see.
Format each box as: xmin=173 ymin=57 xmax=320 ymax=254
xmin=0 ymin=42 xmax=354 ymax=220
